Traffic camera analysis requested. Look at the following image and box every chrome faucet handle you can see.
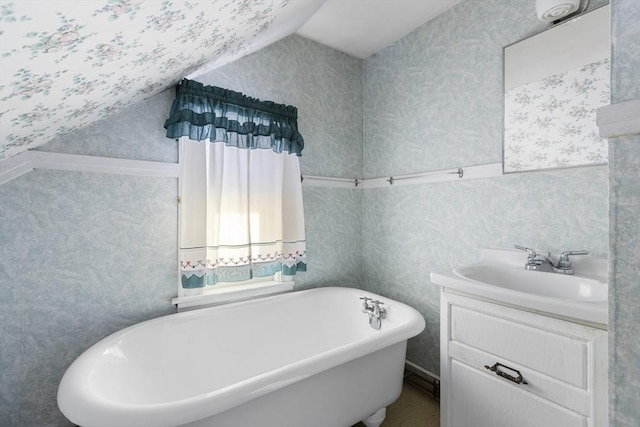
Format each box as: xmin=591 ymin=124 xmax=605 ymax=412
xmin=360 ymin=297 xmax=373 ymax=312
xmin=557 ymin=250 xmax=589 ymax=269
xmin=514 ymin=245 xmax=536 ymax=255
xmin=514 ymin=245 xmax=539 ymax=263
xmin=371 ymin=300 xmax=387 ymax=319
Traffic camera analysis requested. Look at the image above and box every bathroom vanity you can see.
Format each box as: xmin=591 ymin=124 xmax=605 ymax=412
xmin=431 ymin=248 xmax=608 ymax=427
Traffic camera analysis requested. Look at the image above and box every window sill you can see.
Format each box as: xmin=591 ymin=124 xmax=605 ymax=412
xmin=171 ymin=280 xmax=295 ymax=312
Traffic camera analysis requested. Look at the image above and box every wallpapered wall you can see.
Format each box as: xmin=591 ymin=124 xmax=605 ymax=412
xmin=0 ymin=80 xmax=181 ymax=426
xmin=362 ymin=0 xmax=609 ymax=372
xmin=1 ymin=0 xmax=636 ymax=425
xmin=609 ymin=0 xmax=640 ymax=425
xmin=0 ymin=35 xmax=363 ymax=426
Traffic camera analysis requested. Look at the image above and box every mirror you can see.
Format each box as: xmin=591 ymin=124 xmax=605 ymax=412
xmin=503 ymin=4 xmax=610 ymax=173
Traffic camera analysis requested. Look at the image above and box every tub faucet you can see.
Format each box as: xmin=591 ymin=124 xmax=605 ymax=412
xmin=514 ymin=245 xmax=588 ymax=275
xmin=360 ymin=297 xmax=387 ymax=330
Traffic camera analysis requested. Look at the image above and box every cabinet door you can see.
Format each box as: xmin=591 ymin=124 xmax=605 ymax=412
xmin=449 ymin=359 xmax=587 ymax=427
xmin=441 ymin=291 xmax=608 ymax=427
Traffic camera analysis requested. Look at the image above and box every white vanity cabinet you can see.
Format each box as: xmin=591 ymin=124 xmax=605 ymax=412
xmin=440 ymin=291 xmax=608 ymax=427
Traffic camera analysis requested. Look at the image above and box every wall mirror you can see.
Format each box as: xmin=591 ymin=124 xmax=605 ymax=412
xmin=503 ymin=4 xmax=610 ymax=173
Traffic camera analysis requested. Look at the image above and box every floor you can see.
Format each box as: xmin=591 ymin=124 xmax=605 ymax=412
xmin=353 ymin=381 xmax=440 ymax=427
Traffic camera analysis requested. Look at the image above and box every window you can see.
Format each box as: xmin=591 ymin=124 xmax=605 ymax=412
xmin=165 ymin=80 xmax=306 ymax=299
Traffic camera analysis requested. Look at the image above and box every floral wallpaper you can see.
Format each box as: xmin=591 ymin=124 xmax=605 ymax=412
xmin=0 ymin=0 xmax=321 ymax=160
xmin=504 ymin=58 xmax=610 ymax=172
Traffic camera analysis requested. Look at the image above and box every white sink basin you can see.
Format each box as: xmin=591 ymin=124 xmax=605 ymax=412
xmin=430 ymin=248 xmax=608 ymax=326
xmin=454 ymin=265 xmax=607 ymax=302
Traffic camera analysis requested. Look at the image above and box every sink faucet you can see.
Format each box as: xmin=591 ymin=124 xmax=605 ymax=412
xmin=514 ymin=245 xmax=588 ymax=275
xmin=360 ymin=297 xmax=387 ymax=330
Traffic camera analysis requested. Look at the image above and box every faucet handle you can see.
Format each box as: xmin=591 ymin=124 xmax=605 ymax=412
xmin=371 ymin=300 xmax=387 ymax=319
xmin=360 ymin=296 xmax=372 ymax=310
xmin=514 ymin=245 xmax=536 ymax=255
xmin=514 ymin=245 xmax=538 ymax=262
xmin=558 ymin=250 xmax=589 ymax=268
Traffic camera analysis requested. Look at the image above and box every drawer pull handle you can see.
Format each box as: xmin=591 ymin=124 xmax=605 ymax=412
xmin=484 ymin=362 xmax=528 ymax=385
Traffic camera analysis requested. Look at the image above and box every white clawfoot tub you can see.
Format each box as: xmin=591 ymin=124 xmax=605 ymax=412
xmin=57 ymin=287 xmax=425 ymax=427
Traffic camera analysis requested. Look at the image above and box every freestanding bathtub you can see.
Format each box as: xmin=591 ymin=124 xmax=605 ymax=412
xmin=57 ymin=287 xmax=425 ymax=427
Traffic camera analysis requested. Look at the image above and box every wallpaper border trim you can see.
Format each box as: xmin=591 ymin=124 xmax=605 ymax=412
xmin=302 ymin=175 xmax=361 ymax=188
xmin=0 ymin=151 xmax=180 ymax=185
xmin=597 ymin=99 xmax=640 ymax=137
xmin=1 ymin=152 xmax=504 ymax=189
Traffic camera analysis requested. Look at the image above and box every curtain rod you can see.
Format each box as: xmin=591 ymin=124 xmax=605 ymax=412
xmin=386 ymin=167 xmax=463 ymax=185
xmin=300 ymin=164 xmax=503 ymax=189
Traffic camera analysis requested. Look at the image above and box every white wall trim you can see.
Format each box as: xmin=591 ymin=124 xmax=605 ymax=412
xmin=0 ymin=151 xmax=35 ymax=185
xmin=3 ymin=153 xmax=504 ymax=188
xmin=30 ymin=151 xmax=180 ymax=177
xmin=302 ymin=175 xmax=361 ymax=188
xmin=0 ymin=150 xmax=179 ymax=185
xmin=597 ymin=99 xmax=640 ymax=138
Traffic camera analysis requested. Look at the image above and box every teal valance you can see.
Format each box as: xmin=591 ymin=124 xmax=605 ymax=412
xmin=164 ymin=79 xmax=304 ymax=156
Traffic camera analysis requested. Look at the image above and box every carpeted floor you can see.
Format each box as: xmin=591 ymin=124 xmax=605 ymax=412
xmin=353 ymin=382 xmax=440 ymax=427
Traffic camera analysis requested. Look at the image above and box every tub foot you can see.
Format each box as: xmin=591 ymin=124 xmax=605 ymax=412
xmin=361 ymin=407 xmax=386 ymax=427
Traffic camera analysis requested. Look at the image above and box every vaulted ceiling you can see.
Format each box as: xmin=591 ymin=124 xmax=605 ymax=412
xmin=0 ymin=0 xmax=459 ymax=161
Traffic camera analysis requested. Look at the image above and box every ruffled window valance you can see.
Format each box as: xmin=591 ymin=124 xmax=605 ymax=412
xmin=164 ymin=78 xmax=304 ymax=156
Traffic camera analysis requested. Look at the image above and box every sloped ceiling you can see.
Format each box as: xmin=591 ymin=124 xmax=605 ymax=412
xmin=0 ymin=0 xmax=461 ymax=162
xmin=0 ymin=0 xmax=323 ymax=160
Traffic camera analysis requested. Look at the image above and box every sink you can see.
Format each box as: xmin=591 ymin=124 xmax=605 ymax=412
xmin=454 ymin=265 xmax=607 ymax=302
xmin=430 ymin=248 xmax=608 ymax=325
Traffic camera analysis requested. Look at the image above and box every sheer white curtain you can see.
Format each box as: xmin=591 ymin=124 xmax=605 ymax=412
xmin=179 ymin=137 xmax=306 ymax=294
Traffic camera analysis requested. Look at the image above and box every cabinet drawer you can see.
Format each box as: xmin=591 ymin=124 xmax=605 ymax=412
xmin=451 ymin=304 xmax=592 ymax=388
xmin=449 ymin=359 xmax=587 ymax=427
xmin=449 ymin=341 xmax=590 ymax=416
